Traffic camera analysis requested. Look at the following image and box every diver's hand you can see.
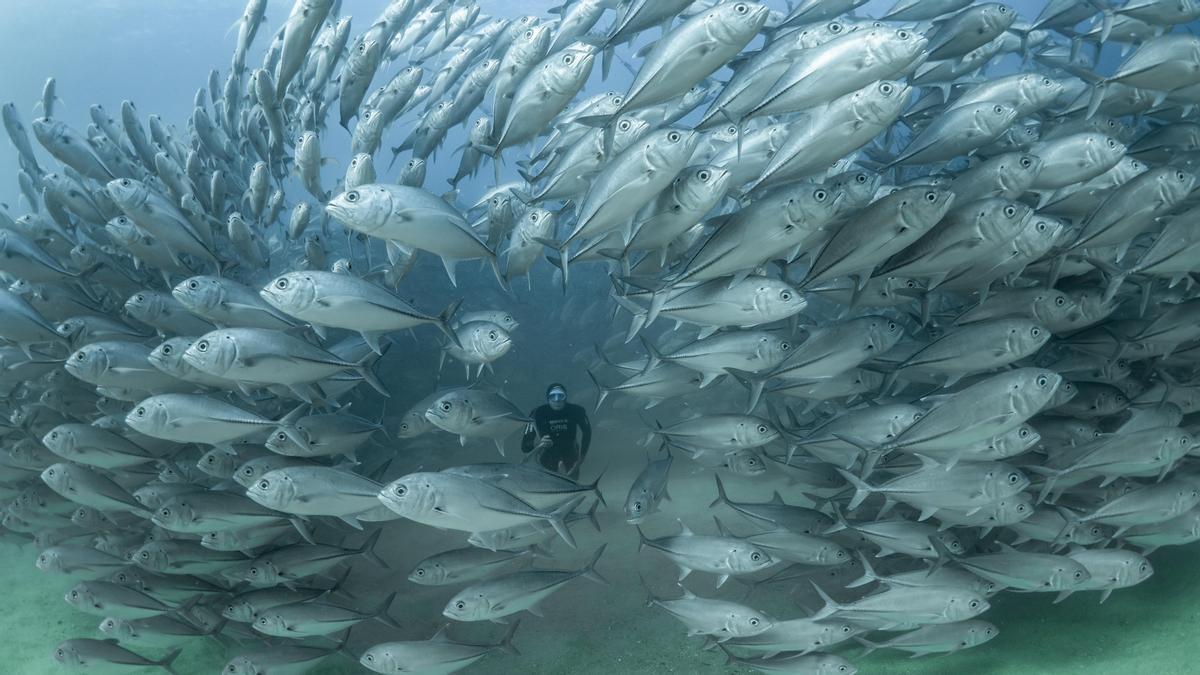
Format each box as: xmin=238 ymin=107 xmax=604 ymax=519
xmin=535 ymin=435 xmax=552 ymax=450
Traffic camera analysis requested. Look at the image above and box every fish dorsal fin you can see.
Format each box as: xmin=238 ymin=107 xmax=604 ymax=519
xmin=770 ymin=491 xmax=786 ymax=505
xmin=676 ymin=519 xmax=693 ymax=536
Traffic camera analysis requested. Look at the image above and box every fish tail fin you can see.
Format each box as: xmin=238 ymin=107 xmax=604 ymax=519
xmin=584 ymin=465 xmax=608 ymax=509
xmin=645 ymin=289 xmax=667 ymax=327
xmin=538 ymin=236 xmax=570 ymax=291
xmin=581 ymin=543 xmax=609 ymax=585
xmin=854 ymin=636 xmax=880 ymax=656
xmin=708 ymin=473 xmax=729 ymax=509
xmin=547 ymin=494 xmax=585 ymax=549
xmin=374 ymin=591 xmax=401 ymax=629
xmin=808 ymin=581 xmax=841 ymax=621
xmin=638 ymin=572 xmax=657 ymax=607
xmin=498 ymin=619 xmax=521 ymax=656
xmin=582 ymin=496 xmax=602 ymax=533
xmin=846 ymin=549 xmax=880 ymax=588
xmin=355 ymin=352 xmax=390 ymax=398
xmin=1082 ymin=255 xmax=1131 ymax=304
xmin=157 ymin=647 xmax=183 ymax=675
xmin=586 ymin=369 xmax=610 ymax=413
xmin=437 ymin=298 xmax=464 ymax=348
xmin=834 ymin=467 xmax=875 ymax=511
xmin=725 ymin=367 xmax=766 ymax=414
xmin=359 ymin=528 xmax=387 ymax=568
xmin=926 ymin=534 xmax=957 ymax=577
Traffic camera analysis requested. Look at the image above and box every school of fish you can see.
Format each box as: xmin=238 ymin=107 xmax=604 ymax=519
xmin=5 ymin=0 xmax=1200 ymax=672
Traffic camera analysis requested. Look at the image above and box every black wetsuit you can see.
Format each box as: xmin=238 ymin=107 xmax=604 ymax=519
xmin=521 ymin=402 xmax=592 ymax=478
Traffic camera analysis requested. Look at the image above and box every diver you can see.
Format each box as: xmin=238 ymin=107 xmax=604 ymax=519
xmin=522 ymin=382 xmax=592 ymax=479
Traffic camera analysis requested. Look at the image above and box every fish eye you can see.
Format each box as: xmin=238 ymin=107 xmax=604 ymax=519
xmin=632 ymin=501 xmax=642 ymax=511
xmin=187 ymin=280 xmax=198 ymax=289
xmin=161 ymin=345 xmax=172 ymax=354
xmin=158 ymin=507 xmax=170 ymax=517
xmin=749 ymin=617 xmax=759 ymax=626
xmin=1036 ymin=375 xmax=1048 ymax=387
xmin=440 ymin=402 xmax=451 ymax=411
xmin=925 ymin=191 xmax=937 ymax=202
xmin=1073 ymin=570 xmax=1083 ymax=579
xmin=1020 ymin=428 xmax=1030 ymax=438
xmin=562 ymin=54 xmax=575 ymax=65
xmin=488 ymin=330 xmax=498 ymax=340
xmin=970 ymin=599 xmax=980 ymax=609
xmin=1008 ymin=472 xmax=1021 ymax=484
xmin=668 ymin=131 xmax=681 ymax=142
xmin=617 ymin=120 xmax=632 ymax=132
xmin=139 ymin=550 xmax=149 ymax=559
xmin=394 ymin=484 xmax=407 ymax=496
xmin=196 ymin=341 xmax=208 ymax=352
xmin=814 ymin=189 xmax=827 ymax=201
xmin=750 ymin=551 xmax=761 ymax=561
xmin=734 ymin=2 xmax=749 ymax=13
xmin=880 ymin=83 xmax=893 ymax=94
xmin=524 ymin=30 xmax=533 ymax=38
xmin=1178 ymin=171 xmax=1187 ymax=181
xmin=275 ymin=278 xmax=288 ymax=289
xmin=1004 ymin=205 xmax=1017 ymax=217
xmin=529 ymin=213 xmax=539 ymax=222
xmin=829 ymin=22 xmax=842 ymax=32
xmin=994 ymin=105 xmax=1005 ymax=114
xmin=1055 ymin=296 xmax=1066 ymax=306
xmin=897 ymin=30 xmax=910 ymax=39
xmin=1020 ymin=157 xmax=1032 ymax=168
xmin=454 ymin=601 xmax=465 ymax=610
xmin=73 ymin=351 xmax=84 ymax=361
xmin=1036 ymin=221 xmax=1046 ymax=232
xmin=135 ymin=407 xmax=146 ymax=416
xmin=346 ymin=190 xmax=359 ymax=202
xmin=257 ymin=479 xmax=269 ymax=490
xmin=698 ymin=170 xmax=710 ymax=181
xmin=1140 ymin=563 xmax=1149 ymax=572
xmin=999 ymin=5 xmax=1008 ymax=11
xmin=1107 ymin=139 xmax=1116 ymax=148
xmin=780 ymin=341 xmax=790 ymax=350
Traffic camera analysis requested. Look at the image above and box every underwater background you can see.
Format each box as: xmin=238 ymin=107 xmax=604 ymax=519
xmin=3 ymin=0 xmax=1200 ymax=673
